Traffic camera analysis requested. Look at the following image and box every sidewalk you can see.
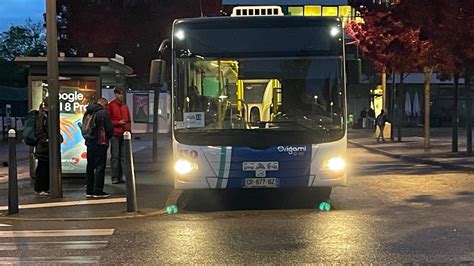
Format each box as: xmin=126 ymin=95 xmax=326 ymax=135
xmin=349 ymin=127 xmax=474 ymax=172
xmin=0 ymin=133 xmax=175 ymax=221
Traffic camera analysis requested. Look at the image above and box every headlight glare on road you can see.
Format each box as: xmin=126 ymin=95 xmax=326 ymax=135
xmin=322 ymin=157 xmax=346 ymax=172
xmin=174 ymin=159 xmax=193 ymax=175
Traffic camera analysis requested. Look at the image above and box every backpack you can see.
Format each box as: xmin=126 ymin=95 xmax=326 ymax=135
xmin=376 ymin=114 xmax=385 ymax=126
xmin=81 ymin=111 xmax=97 ymax=141
xmin=22 ymin=110 xmax=39 ymax=146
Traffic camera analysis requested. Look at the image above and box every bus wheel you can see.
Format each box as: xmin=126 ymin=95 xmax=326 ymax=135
xmin=315 ymin=186 xmax=332 ymax=202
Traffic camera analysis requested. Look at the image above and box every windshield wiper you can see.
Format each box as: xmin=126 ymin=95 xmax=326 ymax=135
xmin=178 ymin=49 xmax=204 ymax=59
xmin=258 ymin=120 xmax=330 ymax=133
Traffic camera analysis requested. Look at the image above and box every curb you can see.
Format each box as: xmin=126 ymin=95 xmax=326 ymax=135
xmin=0 ymin=208 xmax=170 ymax=222
xmin=0 ymin=188 xmax=181 ymax=222
xmin=348 ymin=140 xmax=474 ymax=173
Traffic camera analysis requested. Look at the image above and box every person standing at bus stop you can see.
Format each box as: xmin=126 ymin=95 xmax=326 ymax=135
xmin=34 ymin=98 xmax=63 ymax=197
xmin=34 ymin=99 xmax=51 ymax=197
xmin=108 ymin=87 xmax=131 ymax=184
xmin=84 ymin=98 xmax=113 ymax=198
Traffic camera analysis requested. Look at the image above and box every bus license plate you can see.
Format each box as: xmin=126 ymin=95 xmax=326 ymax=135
xmin=244 ymin=178 xmax=279 ymax=188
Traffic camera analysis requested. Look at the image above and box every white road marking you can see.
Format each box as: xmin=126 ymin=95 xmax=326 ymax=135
xmin=0 ymin=223 xmax=12 ymax=227
xmin=0 ymin=229 xmax=114 ymax=238
xmin=0 ymin=256 xmax=101 ymax=264
xmin=0 ymin=197 xmax=126 ymax=211
xmin=0 ymin=240 xmax=109 ymax=250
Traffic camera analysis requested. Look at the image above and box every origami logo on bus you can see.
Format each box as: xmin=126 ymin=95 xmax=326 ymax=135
xmin=277 ymin=146 xmax=307 ymax=156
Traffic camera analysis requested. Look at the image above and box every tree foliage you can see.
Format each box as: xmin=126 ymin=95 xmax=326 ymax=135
xmin=400 ymin=0 xmax=474 ymax=76
xmin=345 ymin=9 xmax=421 ymax=74
xmin=0 ymin=19 xmax=46 ymax=61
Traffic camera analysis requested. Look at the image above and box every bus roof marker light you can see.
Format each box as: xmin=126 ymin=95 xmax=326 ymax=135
xmin=175 ymin=30 xmax=185 ymax=41
xmin=330 ymin=27 xmax=340 ymax=37
xmin=231 ymin=6 xmax=283 ymax=17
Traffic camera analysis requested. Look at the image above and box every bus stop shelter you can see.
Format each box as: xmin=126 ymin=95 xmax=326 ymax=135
xmin=15 ymin=54 xmax=133 ymax=176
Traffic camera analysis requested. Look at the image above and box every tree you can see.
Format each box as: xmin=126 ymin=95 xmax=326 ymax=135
xmin=395 ymin=0 xmax=450 ymax=149
xmin=346 ymin=8 xmax=421 ymax=141
xmin=398 ymin=0 xmax=474 ymax=153
xmin=0 ymin=19 xmax=46 ymax=61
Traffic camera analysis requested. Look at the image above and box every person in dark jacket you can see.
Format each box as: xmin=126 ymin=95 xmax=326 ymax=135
xmin=34 ymin=99 xmax=51 ymax=197
xmin=34 ymin=98 xmax=64 ymax=197
xmin=376 ymin=109 xmax=389 ymax=142
xmin=84 ymin=98 xmax=113 ymax=198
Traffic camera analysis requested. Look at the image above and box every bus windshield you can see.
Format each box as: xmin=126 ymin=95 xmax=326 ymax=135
xmin=173 ymin=18 xmax=345 ymax=147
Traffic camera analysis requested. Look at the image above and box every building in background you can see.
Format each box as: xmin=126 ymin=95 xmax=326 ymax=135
xmin=222 ymin=0 xmax=355 ymax=19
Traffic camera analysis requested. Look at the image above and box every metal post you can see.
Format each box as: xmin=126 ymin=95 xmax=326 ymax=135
xmin=2 ymin=116 xmax=5 ymax=141
xmin=123 ymin=131 xmax=138 ymax=212
xmin=46 ymin=0 xmax=62 ymax=198
xmin=152 ymin=87 xmax=160 ymax=162
xmin=8 ymin=129 xmax=18 ymax=215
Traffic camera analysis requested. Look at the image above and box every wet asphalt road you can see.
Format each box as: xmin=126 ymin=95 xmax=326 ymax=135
xmin=1 ymin=145 xmax=473 ymax=264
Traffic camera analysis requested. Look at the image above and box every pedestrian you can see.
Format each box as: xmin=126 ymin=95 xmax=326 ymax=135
xmin=33 ymin=98 xmax=63 ymax=197
xmin=84 ymin=98 xmax=113 ymax=198
xmin=368 ymin=107 xmax=376 ymax=130
xmin=360 ymin=107 xmax=368 ymax=128
xmin=360 ymin=107 xmax=368 ymax=118
xmin=376 ymin=109 xmax=388 ymax=142
xmin=107 ymin=87 xmax=131 ymax=184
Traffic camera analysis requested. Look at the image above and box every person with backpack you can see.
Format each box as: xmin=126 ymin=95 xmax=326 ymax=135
xmin=83 ymin=98 xmax=113 ymax=198
xmin=107 ymin=87 xmax=131 ymax=184
xmin=23 ymin=110 xmax=39 ymax=147
xmin=33 ymin=98 xmax=64 ymax=197
xmin=376 ymin=109 xmax=388 ymax=142
xmin=33 ymin=100 xmax=50 ymax=197
xmin=368 ymin=107 xmax=376 ymax=131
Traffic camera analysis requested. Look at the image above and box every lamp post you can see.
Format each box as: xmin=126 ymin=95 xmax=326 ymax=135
xmin=46 ymin=0 xmax=62 ymax=198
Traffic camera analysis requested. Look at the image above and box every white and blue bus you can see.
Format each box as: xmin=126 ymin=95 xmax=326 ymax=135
xmin=150 ymin=7 xmax=347 ymax=199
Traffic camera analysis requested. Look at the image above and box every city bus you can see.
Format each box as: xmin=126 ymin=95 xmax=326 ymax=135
xmin=150 ymin=6 xmax=347 ymax=200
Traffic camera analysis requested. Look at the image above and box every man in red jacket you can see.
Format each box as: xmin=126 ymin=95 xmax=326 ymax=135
xmin=107 ymin=87 xmax=131 ymax=184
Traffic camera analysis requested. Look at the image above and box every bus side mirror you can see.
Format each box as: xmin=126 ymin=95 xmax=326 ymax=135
xmin=149 ymin=59 xmax=166 ymax=85
xmin=346 ymin=59 xmax=361 ymax=84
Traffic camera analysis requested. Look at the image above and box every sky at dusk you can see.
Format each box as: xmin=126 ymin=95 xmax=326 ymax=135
xmin=0 ymin=0 xmax=45 ymax=32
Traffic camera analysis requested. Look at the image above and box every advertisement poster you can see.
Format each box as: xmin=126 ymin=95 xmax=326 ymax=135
xmin=59 ymin=80 xmax=96 ymax=174
xmin=133 ymin=94 xmax=149 ymax=123
xmin=32 ymin=80 xmax=97 ymax=175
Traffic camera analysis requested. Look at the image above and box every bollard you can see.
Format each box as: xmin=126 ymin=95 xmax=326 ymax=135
xmin=8 ymin=129 xmax=18 ymax=215
xmin=123 ymin=131 xmax=138 ymax=212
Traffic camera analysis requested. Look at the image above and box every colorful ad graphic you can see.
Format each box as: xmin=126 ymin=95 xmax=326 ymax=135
xmin=59 ymin=80 xmax=96 ymax=174
xmin=33 ymin=80 xmax=97 ymax=175
xmin=133 ymin=94 xmax=149 ymax=123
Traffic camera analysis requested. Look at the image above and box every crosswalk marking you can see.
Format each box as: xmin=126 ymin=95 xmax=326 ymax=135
xmin=0 ymin=256 xmax=101 ymax=264
xmin=0 ymin=197 xmax=126 ymax=211
xmin=0 ymin=228 xmax=115 ymax=263
xmin=0 ymin=240 xmax=109 ymax=250
xmin=0 ymin=229 xmax=114 ymax=238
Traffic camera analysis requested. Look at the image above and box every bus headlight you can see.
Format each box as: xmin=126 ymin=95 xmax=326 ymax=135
xmin=174 ymin=159 xmax=194 ymax=175
xmin=322 ymin=157 xmax=346 ymax=172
